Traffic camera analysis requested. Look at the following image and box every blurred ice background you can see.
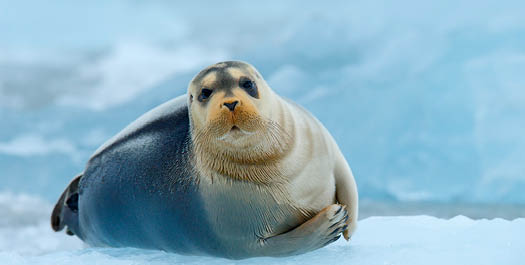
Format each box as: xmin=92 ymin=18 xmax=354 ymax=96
xmin=2 ymin=0 xmax=525 ymax=263
xmin=0 ymin=0 xmax=525 ymax=223
xmin=2 ymin=0 xmax=525 ymax=208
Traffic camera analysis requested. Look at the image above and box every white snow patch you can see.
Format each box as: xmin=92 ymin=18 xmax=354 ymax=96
xmin=0 ymin=193 xmax=83 ymax=256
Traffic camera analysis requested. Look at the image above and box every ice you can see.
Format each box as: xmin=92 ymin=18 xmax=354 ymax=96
xmin=0 ymin=43 xmax=227 ymax=111
xmin=2 ymin=1 xmax=525 ymax=202
xmin=0 ymin=135 xmax=77 ymax=157
xmin=0 ymin=192 xmax=523 ymax=265
xmin=2 ymin=1 xmax=524 ymax=263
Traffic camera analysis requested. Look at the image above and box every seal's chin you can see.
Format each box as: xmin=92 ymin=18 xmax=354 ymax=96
xmin=218 ymin=125 xmax=255 ymax=142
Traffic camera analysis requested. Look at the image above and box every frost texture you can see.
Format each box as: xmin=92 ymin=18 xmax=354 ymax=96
xmin=1 ymin=1 xmax=525 ymax=203
xmin=1 ymin=193 xmax=523 ymax=265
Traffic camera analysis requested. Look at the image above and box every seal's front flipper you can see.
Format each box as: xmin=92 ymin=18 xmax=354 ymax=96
xmin=51 ymin=174 xmax=82 ymax=237
xmin=334 ymin=151 xmax=358 ymax=240
xmin=259 ymin=204 xmax=348 ymax=257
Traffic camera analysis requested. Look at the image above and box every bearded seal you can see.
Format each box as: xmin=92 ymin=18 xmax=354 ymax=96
xmin=51 ymin=61 xmax=358 ymax=259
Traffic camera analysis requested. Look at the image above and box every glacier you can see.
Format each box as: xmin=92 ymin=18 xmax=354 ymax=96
xmin=2 ymin=0 xmax=525 ymax=204
xmin=1 ymin=192 xmax=524 ymax=265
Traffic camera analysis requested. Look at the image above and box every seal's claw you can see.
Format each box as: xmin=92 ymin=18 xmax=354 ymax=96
xmin=343 ymin=230 xmax=350 ymax=241
xmin=335 ymin=205 xmax=343 ymax=215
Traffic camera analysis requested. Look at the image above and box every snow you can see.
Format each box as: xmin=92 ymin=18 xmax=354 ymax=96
xmin=1 ymin=192 xmax=523 ymax=265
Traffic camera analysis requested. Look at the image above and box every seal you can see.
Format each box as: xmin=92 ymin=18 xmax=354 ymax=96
xmin=51 ymin=61 xmax=358 ymax=259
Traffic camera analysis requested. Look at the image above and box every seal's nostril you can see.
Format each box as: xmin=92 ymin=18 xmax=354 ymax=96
xmin=223 ymin=101 xmax=239 ymax=111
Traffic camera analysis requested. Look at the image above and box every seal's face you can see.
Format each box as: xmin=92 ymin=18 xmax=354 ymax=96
xmin=188 ymin=61 xmax=273 ymax=148
xmin=188 ymin=61 xmax=292 ymax=181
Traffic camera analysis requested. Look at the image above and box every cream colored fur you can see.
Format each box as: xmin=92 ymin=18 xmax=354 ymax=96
xmin=187 ymin=61 xmax=358 ymax=243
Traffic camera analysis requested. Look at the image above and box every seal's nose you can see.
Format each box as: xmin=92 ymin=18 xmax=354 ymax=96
xmin=223 ymin=101 xmax=239 ymax=111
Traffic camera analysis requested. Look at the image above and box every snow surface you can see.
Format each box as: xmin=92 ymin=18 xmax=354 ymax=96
xmin=1 ymin=192 xmax=523 ymax=265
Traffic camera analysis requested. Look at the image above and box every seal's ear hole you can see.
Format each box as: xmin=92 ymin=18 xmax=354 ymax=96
xmin=190 ymin=94 xmax=194 ymax=103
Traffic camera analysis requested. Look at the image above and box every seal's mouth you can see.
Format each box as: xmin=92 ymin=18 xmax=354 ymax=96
xmin=228 ymin=125 xmax=251 ymax=136
xmin=216 ymin=125 xmax=255 ymax=141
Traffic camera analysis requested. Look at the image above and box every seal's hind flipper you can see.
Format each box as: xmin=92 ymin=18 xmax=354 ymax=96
xmin=51 ymin=174 xmax=82 ymax=235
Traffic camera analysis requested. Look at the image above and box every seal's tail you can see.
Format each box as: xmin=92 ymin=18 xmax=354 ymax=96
xmin=51 ymin=174 xmax=82 ymax=237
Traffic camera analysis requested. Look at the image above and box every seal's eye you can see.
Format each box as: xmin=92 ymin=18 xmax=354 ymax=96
xmin=198 ymin=88 xmax=213 ymax=102
xmin=239 ymin=77 xmax=258 ymax=98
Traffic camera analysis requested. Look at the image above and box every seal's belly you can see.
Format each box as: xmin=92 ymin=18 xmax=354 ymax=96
xmin=198 ymin=179 xmax=310 ymax=252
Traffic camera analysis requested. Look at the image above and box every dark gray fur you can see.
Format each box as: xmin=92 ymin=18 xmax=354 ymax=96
xmin=53 ymin=96 xmax=224 ymax=256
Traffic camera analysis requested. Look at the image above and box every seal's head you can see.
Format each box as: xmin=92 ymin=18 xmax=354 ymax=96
xmin=188 ymin=61 xmax=271 ymax=142
xmin=188 ymin=61 xmax=292 ymax=182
